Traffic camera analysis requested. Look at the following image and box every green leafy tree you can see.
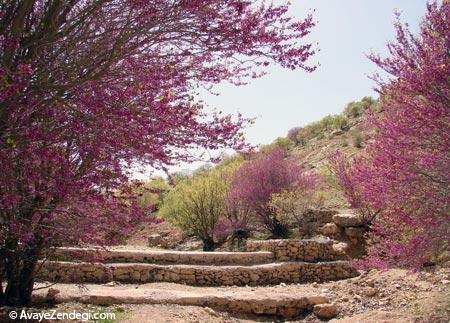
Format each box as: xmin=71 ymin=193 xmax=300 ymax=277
xmin=159 ymin=163 xmax=239 ymax=251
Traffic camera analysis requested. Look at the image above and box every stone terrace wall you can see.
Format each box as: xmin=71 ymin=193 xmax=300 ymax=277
xmin=246 ymin=239 xmax=345 ymax=262
xmin=36 ymin=260 xmax=357 ymax=286
xmin=51 ymin=248 xmax=274 ymax=266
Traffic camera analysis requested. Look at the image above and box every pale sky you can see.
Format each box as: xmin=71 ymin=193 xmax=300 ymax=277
xmin=138 ymin=0 xmax=430 ymax=178
xmin=200 ymin=0 xmax=428 ymax=145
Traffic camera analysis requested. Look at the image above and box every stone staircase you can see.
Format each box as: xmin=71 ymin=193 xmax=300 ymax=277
xmin=32 ymin=283 xmax=333 ymax=318
xmin=37 ymin=239 xmax=357 ymax=286
xmin=34 ymin=239 xmax=358 ymax=319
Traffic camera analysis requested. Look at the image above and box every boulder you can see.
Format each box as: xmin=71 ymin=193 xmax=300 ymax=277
xmin=313 ymin=303 xmax=338 ymax=319
xmin=321 ymin=223 xmax=339 ymax=235
xmin=362 ymin=287 xmax=378 ymax=297
xmin=148 ymin=234 xmax=162 ymax=247
xmin=332 ymin=242 xmax=349 ymax=254
xmin=332 ymin=213 xmax=363 ymax=227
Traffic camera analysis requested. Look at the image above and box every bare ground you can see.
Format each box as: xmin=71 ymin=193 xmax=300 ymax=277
xmin=10 ymin=266 xmax=447 ymax=323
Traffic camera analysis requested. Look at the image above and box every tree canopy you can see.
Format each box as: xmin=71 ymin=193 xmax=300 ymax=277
xmin=0 ymin=0 xmax=316 ymax=306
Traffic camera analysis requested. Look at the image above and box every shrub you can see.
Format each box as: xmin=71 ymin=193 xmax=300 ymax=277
xmin=332 ymin=1 xmax=450 ymax=269
xmin=269 ymin=189 xmax=323 ymax=238
xmin=295 ymin=130 xmax=308 ymax=146
xmin=331 ymin=115 xmax=349 ymax=130
xmin=134 ymin=177 xmax=170 ymax=214
xmin=287 ymin=127 xmax=303 ymax=143
xmin=159 ymin=164 xmax=238 ymax=251
xmin=273 ymin=137 xmax=295 ymax=151
xmin=228 ymin=148 xmax=317 ymax=238
xmin=344 ymin=102 xmax=363 ymax=118
xmin=261 ymin=137 xmax=295 ymax=153
xmin=350 ymin=129 xmax=364 ymax=148
xmin=344 ymin=96 xmax=377 ymax=118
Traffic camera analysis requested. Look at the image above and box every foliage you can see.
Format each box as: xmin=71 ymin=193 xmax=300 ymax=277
xmin=134 ymin=177 xmax=170 ymax=214
xmin=0 ymin=0 xmax=316 ymax=305
xmin=285 ymin=97 xmax=377 ymax=148
xmin=349 ymin=129 xmax=365 ymax=148
xmin=287 ymin=127 xmax=303 ymax=144
xmin=159 ymin=162 xmax=240 ymax=251
xmin=269 ymin=189 xmax=323 ymax=237
xmin=332 ymin=1 xmax=450 ymax=269
xmin=260 ymin=136 xmax=295 ymax=153
xmin=228 ymin=148 xmax=317 ymax=238
xmin=344 ymin=96 xmax=377 ymax=118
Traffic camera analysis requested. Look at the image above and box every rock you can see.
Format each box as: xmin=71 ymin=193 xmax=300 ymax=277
xmin=366 ymin=279 xmax=375 ymax=287
xmin=332 ymin=213 xmax=363 ymax=227
xmin=441 ymin=279 xmax=450 ymax=285
xmin=345 ymin=227 xmax=365 ymax=238
xmin=363 ymin=287 xmax=378 ymax=297
xmin=332 ymin=242 xmax=349 ymax=254
xmin=322 ymin=223 xmax=339 ymax=235
xmin=148 ymin=234 xmax=162 ymax=246
xmin=313 ymin=303 xmax=338 ymax=319
xmin=203 ymin=307 xmax=220 ymax=317
xmin=279 ymin=307 xmax=300 ymax=318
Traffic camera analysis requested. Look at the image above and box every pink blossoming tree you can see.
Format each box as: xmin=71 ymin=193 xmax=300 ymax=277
xmin=0 ymin=0 xmax=316 ymax=305
xmin=228 ymin=148 xmax=318 ymax=238
xmin=331 ymin=1 xmax=449 ymax=269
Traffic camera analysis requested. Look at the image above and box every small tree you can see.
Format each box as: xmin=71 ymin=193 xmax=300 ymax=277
xmin=159 ymin=163 xmax=239 ymax=251
xmin=228 ymin=148 xmax=316 ymax=238
xmin=269 ymin=189 xmax=323 ymax=238
xmin=331 ymin=1 xmax=450 ymax=269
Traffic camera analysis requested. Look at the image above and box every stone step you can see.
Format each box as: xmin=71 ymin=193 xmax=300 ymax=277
xmin=37 ymin=260 xmax=357 ymax=286
xmin=32 ymin=283 xmax=331 ymax=318
xmin=50 ymin=247 xmax=274 ymax=266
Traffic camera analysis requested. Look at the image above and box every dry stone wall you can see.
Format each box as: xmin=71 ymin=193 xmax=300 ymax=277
xmin=51 ymin=248 xmax=274 ymax=266
xmin=36 ymin=260 xmax=357 ymax=286
xmin=245 ymin=239 xmax=345 ymax=262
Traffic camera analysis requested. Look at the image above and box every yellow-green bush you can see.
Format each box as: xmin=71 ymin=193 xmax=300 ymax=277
xmin=159 ymin=161 xmax=241 ymax=250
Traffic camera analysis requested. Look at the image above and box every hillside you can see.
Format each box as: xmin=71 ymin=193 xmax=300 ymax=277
xmin=269 ymin=96 xmax=377 ymax=169
xmin=259 ymin=97 xmax=379 ymax=209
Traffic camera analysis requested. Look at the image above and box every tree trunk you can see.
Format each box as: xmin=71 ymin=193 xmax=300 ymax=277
xmin=202 ymin=237 xmax=215 ymax=251
xmin=268 ymin=217 xmax=290 ymax=239
xmin=2 ymin=241 xmax=42 ymax=306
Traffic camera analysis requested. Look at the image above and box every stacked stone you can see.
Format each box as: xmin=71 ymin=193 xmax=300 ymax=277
xmin=37 ymin=259 xmax=357 ymax=285
xmin=245 ymin=239 xmax=346 ymax=262
xmin=51 ymin=248 xmax=274 ymax=266
xmin=331 ymin=213 xmax=367 ymax=244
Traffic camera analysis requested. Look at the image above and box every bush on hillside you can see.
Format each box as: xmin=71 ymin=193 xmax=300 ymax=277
xmin=228 ymin=148 xmax=318 ymax=239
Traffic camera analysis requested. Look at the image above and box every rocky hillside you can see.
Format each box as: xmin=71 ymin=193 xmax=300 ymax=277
xmin=273 ymin=96 xmax=378 ymax=169
xmin=264 ymin=97 xmax=379 ymax=209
